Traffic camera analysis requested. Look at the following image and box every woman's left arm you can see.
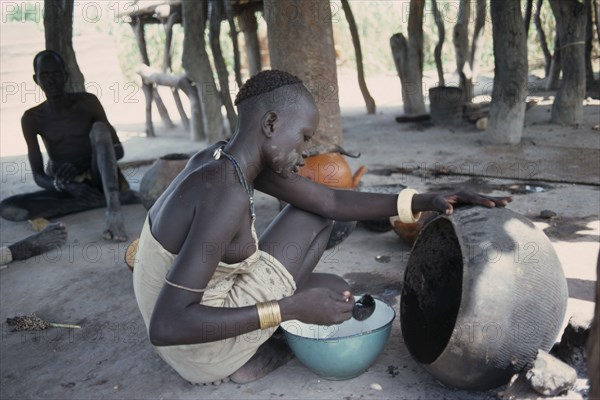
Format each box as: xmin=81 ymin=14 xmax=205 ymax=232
xmin=255 ymin=170 xmax=512 ymax=221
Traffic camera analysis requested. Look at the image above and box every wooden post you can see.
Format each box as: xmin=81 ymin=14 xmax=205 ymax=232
xmin=209 ymin=0 xmax=238 ymax=135
xmin=534 ymin=0 xmax=552 ymax=77
xmin=594 ymin=0 xmax=600 ymax=46
xmin=162 ymin=11 xmax=190 ymax=132
xmin=224 ymin=0 xmax=243 ymax=88
xmin=431 ymin=0 xmax=445 ymax=87
xmin=238 ymin=8 xmax=262 ymax=77
xmin=43 ymin=0 xmax=85 ymax=92
xmin=341 ymin=0 xmax=376 ymax=114
xmin=486 ymin=0 xmax=528 ymax=144
xmin=132 ymin=18 xmax=155 ymax=137
xmin=132 ymin=17 xmax=175 ymax=134
xmin=453 ymin=0 xmax=472 ymax=101
xmin=546 ymin=36 xmax=562 ymax=90
xmin=390 ymin=0 xmax=426 ymax=117
xmin=548 ymin=0 xmax=586 ymax=125
xmin=265 ymin=0 xmax=343 ymax=153
xmin=470 ymin=0 xmax=487 ymax=84
xmin=584 ymin=0 xmax=596 ymax=90
xmin=524 ymin=0 xmax=534 ymax=34
xmin=182 ymin=0 xmax=223 ymax=142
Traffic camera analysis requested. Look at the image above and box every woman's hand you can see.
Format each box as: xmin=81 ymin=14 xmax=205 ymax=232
xmin=417 ymin=191 xmax=512 ymax=215
xmin=280 ymin=288 xmax=354 ymax=326
xmin=434 ymin=191 xmax=512 ymax=215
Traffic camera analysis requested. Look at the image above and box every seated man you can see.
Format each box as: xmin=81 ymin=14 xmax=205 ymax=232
xmin=132 ymin=70 xmax=512 ymax=385
xmin=0 ymin=50 xmax=137 ymax=242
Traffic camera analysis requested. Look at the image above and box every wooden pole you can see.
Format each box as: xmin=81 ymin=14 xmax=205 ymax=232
xmin=265 ymin=0 xmax=343 ymax=153
xmin=341 ymin=0 xmax=376 ymax=114
xmin=209 ymin=0 xmax=238 ymax=135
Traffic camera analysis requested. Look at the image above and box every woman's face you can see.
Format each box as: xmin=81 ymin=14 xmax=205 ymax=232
xmin=266 ymin=95 xmax=319 ymax=178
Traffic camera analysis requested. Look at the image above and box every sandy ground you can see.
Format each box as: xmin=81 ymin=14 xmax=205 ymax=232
xmin=1 ymin=21 xmax=599 ymax=400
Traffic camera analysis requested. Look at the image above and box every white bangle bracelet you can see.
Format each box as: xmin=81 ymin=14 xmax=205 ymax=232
xmin=397 ymin=188 xmax=422 ymax=223
xmin=53 ymin=178 xmax=63 ymax=192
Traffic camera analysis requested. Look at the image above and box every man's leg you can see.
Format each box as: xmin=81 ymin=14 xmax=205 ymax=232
xmin=0 ymin=190 xmax=104 ymax=221
xmin=89 ymin=122 xmax=127 ymax=242
xmin=230 ymin=205 xmax=348 ymax=384
xmin=3 ymin=222 xmax=68 ymax=265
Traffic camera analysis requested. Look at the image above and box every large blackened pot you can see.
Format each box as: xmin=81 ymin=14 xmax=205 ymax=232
xmin=400 ymin=206 xmax=568 ymax=390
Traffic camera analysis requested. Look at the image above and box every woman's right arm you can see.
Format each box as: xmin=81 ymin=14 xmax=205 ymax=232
xmin=148 ymin=175 xmax=354 ymax=346
xmin=148 ymin=179 xmax=260 ymax=345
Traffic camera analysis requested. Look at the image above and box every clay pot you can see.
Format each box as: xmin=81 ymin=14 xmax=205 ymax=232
xmin=297 ymin=152 xmax=366 ymax=249
xmin=390 ymin=211 xmax=437 ymax=247
xmin=298 ymin=152 xmax=365 ymax=189
xmin=139 ymin=153 xmax=190 ymax=210
xmin=400 ymin=206 xmax=568 ymax=390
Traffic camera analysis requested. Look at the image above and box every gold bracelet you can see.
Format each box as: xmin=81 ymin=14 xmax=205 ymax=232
xmin=256 ymin=300 xmax=281 ymax=330
xmin=397 ymin=188 xmax=422 ymax=223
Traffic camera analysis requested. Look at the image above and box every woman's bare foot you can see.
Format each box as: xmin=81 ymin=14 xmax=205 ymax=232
xmin=103 ymin=209 xmax=127 ymax=242
xmin=8 ymin=222 xmax=68 ymax=261
xmin=200 ymin=377 xmax=231 ymax=386
xmin=230 ymin=335 xmax=294 ymax=384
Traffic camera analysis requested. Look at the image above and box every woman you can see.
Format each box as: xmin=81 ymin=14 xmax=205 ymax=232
xmin=133 ymin=70 xmax=512 ymax=384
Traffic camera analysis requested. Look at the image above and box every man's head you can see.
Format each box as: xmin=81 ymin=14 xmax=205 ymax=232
xmin=33 ymin=50 xmax=68 ymax=98
xmin=235 ymin=70 xmax=320 ymax=178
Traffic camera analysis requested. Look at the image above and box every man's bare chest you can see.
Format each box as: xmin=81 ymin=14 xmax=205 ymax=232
xmin=35 ymin=109 xmax=95 ymax=145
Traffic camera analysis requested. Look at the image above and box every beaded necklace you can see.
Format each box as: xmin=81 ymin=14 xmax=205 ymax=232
xmin=213 ymin=146 xmax=256 ymax=221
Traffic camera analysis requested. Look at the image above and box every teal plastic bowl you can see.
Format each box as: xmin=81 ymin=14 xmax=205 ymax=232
xmin=280 ymin=298 xmax=395 ymax=380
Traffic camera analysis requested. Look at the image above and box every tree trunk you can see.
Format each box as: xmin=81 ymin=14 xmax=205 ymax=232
xmin=43 ymin=0 xmax=85 ymax=92
xmin=470 ymin=0 xmax=487 ymax=83
xmin=390 ymin=0 xmax=426 ymax=116
xmin=453 ymin=0 xmax=472 ymax=101
xmin=209 ymin=0 xmax=238 ymax=135
xmin=534 ymin=0 xmax=552 ymax=77
xmin=265 ymin=0 xmax=343 ymax=153
xmin=546 ymin=36 xmax=562 ymax=90
xmin=486 ymin=0 xmax=528 ymax=144
xmin=549 ymin=0 xmax=586 ymax=125
xmin=163 ymin=12 xmax=190 ymax=132
xmin=341 ymin=0 xmax=376 ymax=114
xmin=594 ymin=0 xmax=600 ymax=47
xmin=182 ymin=0 xmax=224 ymax=142
xmin=132 ymin=19 xmax=155 ymax=137
xmin=431 ymin=0 xmax=445 ymax=87
xmin=131 ymin=18 xmax=175 ymax=133
xmin=238 ymin=8 xmax=261 ymax=77
xmin=584 ymin=0 xmax=596 ymax=90
xmin=224 ymin=0 xmax=243 ymax=88
xmin=524 ymin=0 xmax=534 ymax=35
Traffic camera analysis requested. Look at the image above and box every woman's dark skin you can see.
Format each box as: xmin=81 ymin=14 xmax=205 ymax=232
xmin=147 ymin=84 xmax=511 ymax=381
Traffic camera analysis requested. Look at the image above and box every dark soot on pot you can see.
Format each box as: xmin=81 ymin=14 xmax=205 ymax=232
xmin=401 ymin=218 xmax=463 ymax=364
